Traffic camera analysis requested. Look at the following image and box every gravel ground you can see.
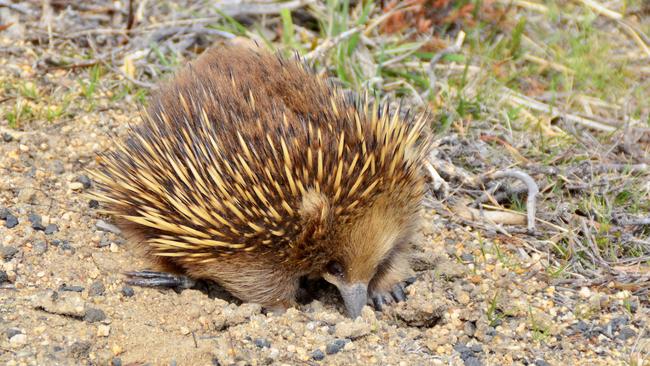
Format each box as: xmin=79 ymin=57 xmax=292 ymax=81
xmin=1 ymin=14 xmax=649 ymax=366
xmin=0 ymin=106 xmax=648 ymax=365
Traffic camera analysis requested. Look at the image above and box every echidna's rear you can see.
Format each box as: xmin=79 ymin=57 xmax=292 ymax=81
xmin=91 ymin=45 xmax=431 ymax=317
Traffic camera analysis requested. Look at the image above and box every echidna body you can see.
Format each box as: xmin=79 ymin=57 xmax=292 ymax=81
xmin=91 ymin=45 xmax=431 ymax=317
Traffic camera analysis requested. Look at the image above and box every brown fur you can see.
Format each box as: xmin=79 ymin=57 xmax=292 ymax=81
xmin=89 ymin=45 xmax=431 ymax=310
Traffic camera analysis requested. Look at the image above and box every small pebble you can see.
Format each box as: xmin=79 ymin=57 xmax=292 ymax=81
xmin=0 ymin=208 xmax=9 ymax=219
xmin=96 ymin=220 xmax=122 ymax=234
xmin=254 ymin=338 xmax=271 ymax=348
xmin=29 ymin=213 xmax=46 ymax=231
xmin=460 ymin=253 xmax=474 ymax=262
xmin=76 ymin=175 xmax=92 ymax=189
xmin=60 ymin=284 xmax=84 ymax=292
xmin=69 ymin=341 xmax=91 ymax=358
xmin=44 ymin=224 xmax=58 ymax=235
xmin=534 ymin=360 xmax=550 ymax=366
xmin=111 ymin=358 xmax=122 ymax=366
xmin=84 ymin=307 xmax=106 ymax=323
xmin=2 ymin=132 xmax=13 ymax=142
xmin=97 ymin=324 xmax=111 ymax=337
xmin=617 ymin=327 xmax=636 ymax=341
xmin=0 ymin=270 xmax=10 ymax=283
xmin=59 ymin=241 xmax=75 ymax=254
xmin=51 ymin=160 xmax=65 ymax=174
xmin=89 ymin=200 xmax=99 ymax=209
xmin=121 ymin=286 xmax=135 ymax=297
xmin=5 ymin=328 xmax=21 ymax=339
xmin=69 ymin=182 xmax=84 ymax=191
xmin=311 ymin=349 xmax=325 ymax=361
xmin=9 ymin=333 xmax=27 ymax=347
xmin=4 ymin=214 xmax=18 ymax=229
xmin=463 ymin=357 xmax=483 ymax=366
xmin=88 ymin=281 xmax=105 ymax=296
xmin=1 ymin=246 xmax=18 ymax=260
xmin=33 ymin=241 xmax=48 ymax=254
xmin=325 ymin=339 xmax=348 ymax=355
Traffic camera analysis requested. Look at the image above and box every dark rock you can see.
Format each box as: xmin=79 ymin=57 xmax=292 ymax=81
xmin=59 ymin=241 xmax=75 ymax=254
xmin=460 ymin=253 xmax=474 ymax=262
xmin=608 ymin=317 xmax=628 ymax=330
xmin=325 ymin=339 xmax=349 ymax=355
xmin=50 ymin=239 xmax=62 ymax=247
xmin=470 ymin=344 xmax=483 ymax=353
xmin=88 ymin=281 xmax=105 ymax=296
xmin=311 ymin=349 xmax=325 ymax=361
xmin=254 ymin=338 xmax=271 ymax=348
xmin=534 ymin=360 xmax=550 ymax=366
xmin=617 ymin=327 xmax=636 ymax=341
xmin=44 ymin=224 xmax=58 ymax=235
xmin=454 ymin=343 xmax=472 ymax=356
xmin=111 ymin=358 xmax=123 ymax=366
xmin=29 ymin=213 xmax=46 ymax=230
xmin=574 ymin=320 xmax=589 ymax=333
xmin=88 ymin=199 xmax=99 ymax=209
xmin=463 ymin=357 xmax=483 ymax=366
xmin=76 ymin=175 xmax=92 ymax=189
xmin=83 ymin=307 xmax=106 ymax=323
xmin=33 ymin=241 xmax=48 ymax=254
xmin=0 ymin=208 xmax=9 ymax=220
xmin=1 ymin=246 xmax=18 ymax=260
xmin=0 ymin=270 xmax=9 ymax=283
xmin=2 ymin=132 xmax=13 ymax=142
xmin=99 ymin=236 xmax=111 ymax=248
xmin=4 ymin=214 xmax=18 ymax=229
xmin=5 ymin=328 xmax=21 ymax=339
xmin=60 ymin=284 xmax=84 ymax=292
xmin=464 ymin=321 xmax=476 ymax=337
xmin=121 ymin=285 xmax=135 ymax=297
xmin=69 ymin=341 xmax=92 ymax=359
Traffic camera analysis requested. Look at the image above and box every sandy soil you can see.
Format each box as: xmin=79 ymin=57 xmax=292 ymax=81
xmin=0 ymin=104 xmax=647 ymax=366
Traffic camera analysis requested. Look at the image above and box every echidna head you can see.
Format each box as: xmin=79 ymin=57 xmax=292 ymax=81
xmin=304 ymin=190 xmax=417 ymax=318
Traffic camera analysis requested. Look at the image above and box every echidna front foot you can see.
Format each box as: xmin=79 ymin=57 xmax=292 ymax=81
xmin=370 ymin=280 xmax=413 ymax=311
xmin=124 ymin=270 xmax=196 ymax=290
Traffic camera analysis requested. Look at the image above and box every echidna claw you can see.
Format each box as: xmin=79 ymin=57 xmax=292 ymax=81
xmin=391 ymin=283 xmax=406 ymax=302
xmin=124 ymin=270 xmax=196 ymax=289
xmin=372 ymin=295 xmax=385 ymax=311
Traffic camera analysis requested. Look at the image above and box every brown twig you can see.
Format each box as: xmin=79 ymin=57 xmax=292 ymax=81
xmin=422 ymin=30 xmax=465 ymax=100
xmin=0 ymin=0 xmax=33 ymax=15
xmin=483 ymin=169 xmax=539 ymax=231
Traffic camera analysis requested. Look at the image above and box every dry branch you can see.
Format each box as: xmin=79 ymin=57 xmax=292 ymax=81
xmin=482 ymin=169 xmax=539 ymax=231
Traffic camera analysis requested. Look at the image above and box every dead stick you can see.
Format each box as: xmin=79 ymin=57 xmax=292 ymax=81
xmin=484 ymin=169 xmax=539 ymax=231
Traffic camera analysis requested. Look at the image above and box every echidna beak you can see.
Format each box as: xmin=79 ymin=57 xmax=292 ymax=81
xmin=338 ymin=282 xmax=368 ymax=318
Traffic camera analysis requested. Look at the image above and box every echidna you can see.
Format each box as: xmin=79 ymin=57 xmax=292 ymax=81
xmin=90 ymin=44 xmax=431 ymax=318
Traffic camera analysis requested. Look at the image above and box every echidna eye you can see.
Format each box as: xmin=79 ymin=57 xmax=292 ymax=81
xmin=326 ymin=261 xmax=344 ymax=278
